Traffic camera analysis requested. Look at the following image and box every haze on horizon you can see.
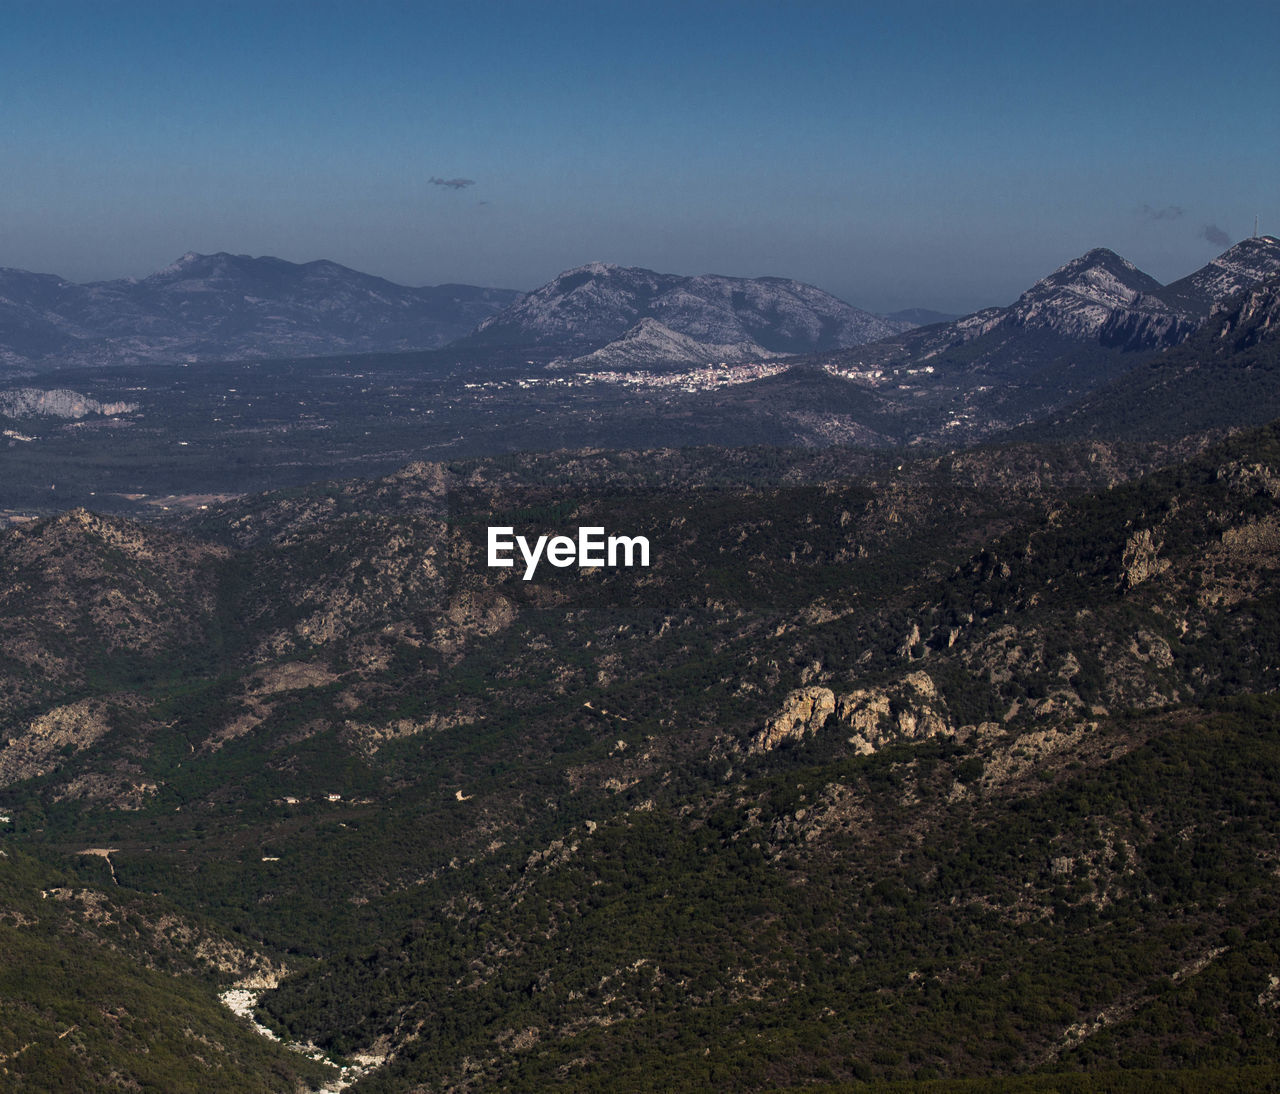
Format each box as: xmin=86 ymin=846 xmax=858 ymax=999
xmin=2 ymin=0 xmax=1276 ymax=316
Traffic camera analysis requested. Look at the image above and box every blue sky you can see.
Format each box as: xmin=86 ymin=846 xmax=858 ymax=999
xmin=2 ymin=1 xmax=1276 ymax=313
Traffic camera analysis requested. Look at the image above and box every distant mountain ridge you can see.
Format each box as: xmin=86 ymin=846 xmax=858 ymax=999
xmin=1018 ymin=271 xmax=1280 ymax=443
xmin=0 ymin=252 xmax=521 ymax=369
xmin=785 ymin=238 xmax=1280 ymax=446
xmin=462 ymin=261 xmax=913 ymax=367
xmin=845 ymin=238 xmax=1280 ymax=369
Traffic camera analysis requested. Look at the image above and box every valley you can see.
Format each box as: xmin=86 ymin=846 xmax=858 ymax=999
xmin=4 ymin=420 xmax=1280 ymax=1088
xmin=3 ymin=240 xmax=1278 ymax=524
xmin=3 ymin=239 xmax=1280 ymax=1091
xmin=9 ymin=5 xmax=1280 ymax=1088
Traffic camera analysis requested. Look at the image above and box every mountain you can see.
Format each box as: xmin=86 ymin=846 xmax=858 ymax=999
xmin=462 ymin=261 xmax=911 ymax=363
xmin=5 ymin=428 xmax=1280 ymax=1088
xmin=806 ymin=238 xmax=1280 ymax=444
xmin=1000 ymin=247 xmax=1168 ymax=339
xmin=1159 ymin=236 xmax=1280 ymax=317
xmin=1019 ymin=272 xmax=1280 ymax=443
xmin=962 ymin=239 xmax=1280 ymax=351
xmin=1093 ymin=237 xmax=1280 ymax=352
xmin=0 ymin=252 xmax=520 ymax=369
xmin=550 ymin=316 xmax=788 ymax=371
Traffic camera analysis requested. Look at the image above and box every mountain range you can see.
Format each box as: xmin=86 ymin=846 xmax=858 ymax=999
xmin=805 ymin=237 xmax=1280 ymax=443
xmin=8 ymin=230 xmax=1280 ymax=1091
xmin=0 ymin=252 xmax=521 ymax=370
xmin=842 ymin=238 xmax=1280 ymax=369
xmin=460 ymin=261 xmax=915 ymax=365
xmin=5 ymin=241 xmax=1279 ymax=396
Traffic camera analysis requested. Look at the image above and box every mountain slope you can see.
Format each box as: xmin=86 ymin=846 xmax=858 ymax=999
xmin=803 ymin=240 xmax=1280 ymax=444
xmin=4 ymin=426 xmax=1280 ymax=1087
xmin=463 ymin=262 xmax=909 ymax=360
xmin=1021 ymin=274 xmax=1280 ymax=442
xmin=1159 ymin=236 xmax=1280 ymax=317
xmin=0 ymin=253 xmax=520 ymax=369
xmin=0 ymin=846 xmax=335 ymax=1091
xmin=552 ymin=316 xmax=786 ymax=370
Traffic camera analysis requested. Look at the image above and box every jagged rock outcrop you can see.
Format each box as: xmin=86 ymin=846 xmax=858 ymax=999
xmin=1217 ymin=459 xmax=1280 ymax=500
xmin=1120 ymin=529 xmax=1170 ymax=589
xmin=750 ymin=686 xmax=836 ymax=753
xmin=1209 ymin=281 xmax=1280 ymax=349
xmin=750 ymin=672 xmax=953 ymax=756
xmin=836 ymin=671 xmax=953 ymax=755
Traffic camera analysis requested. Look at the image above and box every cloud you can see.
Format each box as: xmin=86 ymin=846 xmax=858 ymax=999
xmin=1140 ymin=203 xmax=1183 ymax=221
xmin=429 ymin=176 xmax=475 ymax=190
xmin=1200 ymin=223 xmax=1231 ymax=247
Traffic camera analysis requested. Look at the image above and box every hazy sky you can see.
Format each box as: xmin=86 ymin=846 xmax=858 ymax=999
xmin=2 ymin=0 xmax=1277 ymax=314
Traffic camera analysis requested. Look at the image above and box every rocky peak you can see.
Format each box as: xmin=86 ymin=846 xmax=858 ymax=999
xmin=1002 ymin=248 xmax=1168 ymax=340
xmin=750 ymin=672 xmax=953 ymax=757
xmin=1160 ymin=236 xmax=1280 ymax=317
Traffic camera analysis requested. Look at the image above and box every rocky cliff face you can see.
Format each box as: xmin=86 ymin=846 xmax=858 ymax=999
xmin=1097 ymin=300 xmax=1201 ymax=352
xmin=1208 ymin=279 xmax=1280 ymax=348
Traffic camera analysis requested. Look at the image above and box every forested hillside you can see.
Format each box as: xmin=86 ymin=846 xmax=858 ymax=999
xmin=2 ymin=426 xmax=1280 ymax=1088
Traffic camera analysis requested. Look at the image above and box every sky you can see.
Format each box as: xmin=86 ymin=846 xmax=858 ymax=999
xmin=1 ymin=1 xmax=1277 ymax=315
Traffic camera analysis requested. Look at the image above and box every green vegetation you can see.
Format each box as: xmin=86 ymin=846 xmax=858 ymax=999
xmin=0 ymin=848 xmax=335 ymax=1092
xmin=3 ymin=420 xmax=1280 ymax=1089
